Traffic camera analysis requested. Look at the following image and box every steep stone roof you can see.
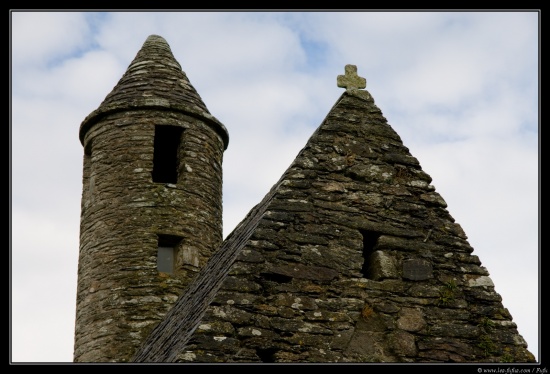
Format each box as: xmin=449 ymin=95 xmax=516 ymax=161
xmin=79 ymin=34 xmax=229 ymax=149
xmin=133 ymin=79 xmax=534 ymax=362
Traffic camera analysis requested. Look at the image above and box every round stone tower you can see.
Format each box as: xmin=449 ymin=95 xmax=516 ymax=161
xmin=73 ymin=35 xmax=229 ymax=362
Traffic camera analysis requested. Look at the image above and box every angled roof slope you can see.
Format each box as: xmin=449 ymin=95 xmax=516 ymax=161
xmin=133 ymin=73 xmax=534 ymax=363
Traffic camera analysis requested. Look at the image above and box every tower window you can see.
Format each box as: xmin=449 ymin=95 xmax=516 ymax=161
xmin=360 ymin=230 xmax=381 ymax=279
xmin=152 ymin=125 xmax=183 ymax=184
xmin=157 ymin=246 xmax=174 ymax=274
xmin=157 ymin=234 xmax=182 ymax=274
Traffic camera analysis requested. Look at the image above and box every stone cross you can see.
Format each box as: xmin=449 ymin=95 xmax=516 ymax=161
xmin=337 ymin=64 xmax=366 ymax=90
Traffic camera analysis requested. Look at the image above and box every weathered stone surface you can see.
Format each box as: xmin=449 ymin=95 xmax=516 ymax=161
xmin=388 ymin=330 xmax=417 ymax=356
xmin=397 ymin=308 xmax=426 ymax=332
xmin=368 ymin=250 xmax=399 ymax=280
xmin=376 ymin=235 xmax=442 ymax=253
xmin=402 ymin=259 xmax=434 ymax=281
xmin=195 ymin=320 xmax=235 ymax=335
xmin=265 ymin=263 xmax=339 ymax=282
xmin=219 ymin=276 xmax=262 ymax=292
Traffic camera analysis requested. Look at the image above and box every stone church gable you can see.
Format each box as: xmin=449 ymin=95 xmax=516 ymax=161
xmin=132 ymin=76 xmax=534 ymax=363
xmin=74 ymin=35 xmax=535 ymax=364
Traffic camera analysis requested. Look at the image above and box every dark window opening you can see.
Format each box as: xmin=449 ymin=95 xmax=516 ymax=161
xmin=152 ymin=125 xmax=183 ymax=184
xmin=256 ymin=348 xmax=277 ymax=363
xmin=261 ymin=272 xmax=293 ymax=283
xmin=360 ymin=230 xmax=381 ymax=279
xmin=157 ymin=234 xmax=182 ymax=274
xmin=84 ymin=140 xmax=92 ymax=156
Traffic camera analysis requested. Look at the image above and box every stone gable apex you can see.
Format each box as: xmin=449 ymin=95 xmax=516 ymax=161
xmin=133 ymin=88 xmax=534 ymax=363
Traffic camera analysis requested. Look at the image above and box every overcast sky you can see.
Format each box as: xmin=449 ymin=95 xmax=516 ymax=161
xmin=10 ymin=10 xmax=539 ymax=363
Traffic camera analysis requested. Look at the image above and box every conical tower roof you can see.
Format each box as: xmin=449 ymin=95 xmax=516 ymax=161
xmin=79 ymin=35 xmax=228 ymax=148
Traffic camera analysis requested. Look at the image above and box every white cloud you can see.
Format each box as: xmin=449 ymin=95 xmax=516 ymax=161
xmin=11 ymin=209 xmax=79 ymax=362
xmin=11 ymin=12 xmax=91 ymax=67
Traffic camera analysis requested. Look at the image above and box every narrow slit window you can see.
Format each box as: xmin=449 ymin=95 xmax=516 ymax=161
xmin=157 ymin=246 xmax=174 ymax=274
xmin=157 ymin=234 xmax=182 ymax=274
xmin=152 ymin=125 xmax=183 ymax=184
xmin=360 ymin=230 xmax=381 ymax=279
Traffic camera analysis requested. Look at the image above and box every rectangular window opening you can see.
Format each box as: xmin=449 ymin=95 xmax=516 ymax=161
xmin=157 ymin=246 xmax=174 ymax=274
xmin=360 ymin=229 xmax=381 ymax=279
xmin=157 ymin=234 xmax=183 ymax=274
xmin=152 ymin=125 xmax=183 ymax=184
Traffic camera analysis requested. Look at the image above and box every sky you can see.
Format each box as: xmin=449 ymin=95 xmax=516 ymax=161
xmin=10 ymin=10 xmax=540 ymax=363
